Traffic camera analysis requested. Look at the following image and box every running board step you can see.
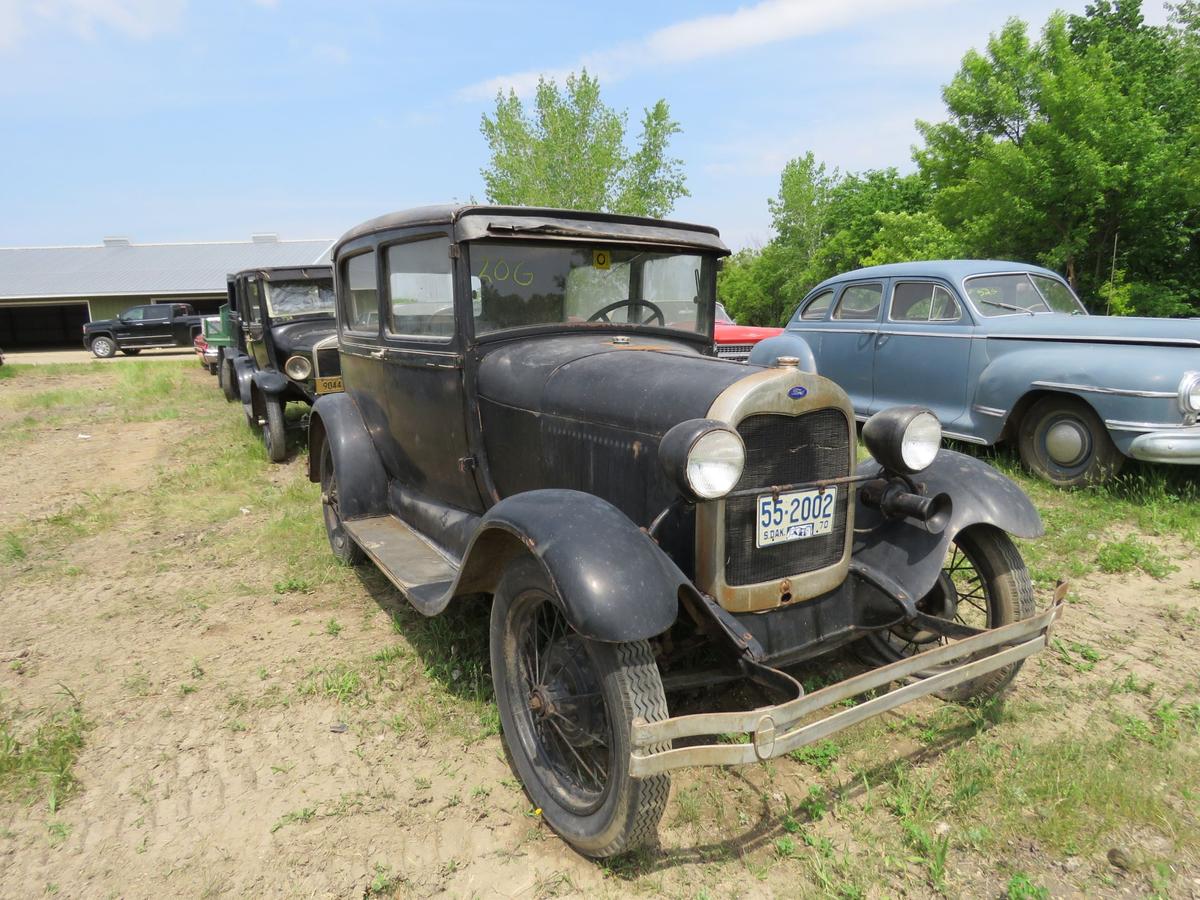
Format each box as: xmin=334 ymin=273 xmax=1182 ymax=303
xmin=343 ymin=516 xmax=458 ymax=615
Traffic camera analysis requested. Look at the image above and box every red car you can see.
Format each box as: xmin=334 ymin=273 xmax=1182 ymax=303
xmin=713 ymin=302 xmax=783 ymax=362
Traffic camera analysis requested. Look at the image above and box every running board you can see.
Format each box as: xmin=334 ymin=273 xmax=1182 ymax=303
xmin=343 ymin=516 xmax=458 ymax=615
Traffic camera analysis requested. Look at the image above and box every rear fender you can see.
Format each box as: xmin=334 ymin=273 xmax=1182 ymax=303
xmin=452 ymin=490 xmax=684 ymax=642
xmin=747 ymin=334 xmax=818 ymax=372
xmin=306 ymin=393 xmax=388 ymax=520
xmin=233 ymin=356 xmax=256 ymax=406
xmin=851 ymin=449 xmax=1043 ymax=603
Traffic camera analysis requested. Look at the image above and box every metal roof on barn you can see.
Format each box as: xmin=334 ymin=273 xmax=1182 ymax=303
xmin=0 ymin=235 xmax=334 ymax=300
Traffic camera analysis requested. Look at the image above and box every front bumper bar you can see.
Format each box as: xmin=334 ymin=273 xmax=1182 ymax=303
xmin=629 ymin=602 xmax=1062 ymax=776
xmin=1128 ymin=425 xmax=1200 ymax=464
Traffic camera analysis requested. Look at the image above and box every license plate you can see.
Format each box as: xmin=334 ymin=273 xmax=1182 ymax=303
xmin=756 ymin=487 xmax=837 ymax=548
xmin=315 ymin=375 xmax=344 ymax=395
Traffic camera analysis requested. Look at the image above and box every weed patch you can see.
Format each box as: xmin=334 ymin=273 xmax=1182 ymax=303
xmin=0 ymin=690 xmax=88 ymax=812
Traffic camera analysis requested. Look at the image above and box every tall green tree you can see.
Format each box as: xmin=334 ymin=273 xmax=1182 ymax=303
xmin=479 ymin=70 xmax=689 ymax=218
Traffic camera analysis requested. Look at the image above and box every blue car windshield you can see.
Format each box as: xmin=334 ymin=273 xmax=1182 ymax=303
xmin=965 ymin=273 xmax=1086 ymax=316
xmin=468 ymin=241 xmax=714 ymax=336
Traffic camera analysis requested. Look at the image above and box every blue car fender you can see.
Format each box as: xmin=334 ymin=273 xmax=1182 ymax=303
xmin=852 ymin=450 xmax=1043 ymax=604
xmin=747 ymin=333 xmax=818 ymax=373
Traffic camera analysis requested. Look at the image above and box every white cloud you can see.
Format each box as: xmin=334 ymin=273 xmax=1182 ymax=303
xmin=459 ymin=0 xmax=947 ymax=100
xmin=7 ymin=0 xmax=187 ymax=44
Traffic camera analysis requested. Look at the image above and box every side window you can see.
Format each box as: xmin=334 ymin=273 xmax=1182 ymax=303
xmin=800 ymin=290 xmax=834 ymax=320
xmin=143 ymin=305 xmax=169 ymax=321
xmin=891 ymin=283 xmax=962 ymax=322
xmin=386 ymin=238 xmax=453 ymax=339
xmin=245 ymin=281 xmax=263 ymax=323
xmin=343 ymin=251 xmax=379 ymax=333
xmin=123 ymin=307 xmax=144 ymax=321
xmin=832 ymin=283 xmax=883 ymax=321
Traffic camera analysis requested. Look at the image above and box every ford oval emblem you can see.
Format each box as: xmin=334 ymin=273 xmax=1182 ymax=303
xmin=787 ymin=386 xmax=808 ymax=400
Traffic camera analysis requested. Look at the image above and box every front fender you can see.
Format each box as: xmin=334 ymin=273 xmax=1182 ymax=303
xmin=851 ymin=450 xmax=1043 ymax=604
xmin=452 ymin=490 xmax=684 ymax=642
xmin=747 ymin=333 xmax=818 ymax=372
xmin=233 ymin=356 xmax=256 ymax=406
xmin=306 ymin=393 xmax=388 ymax=520
xmin=252 ymin=369 xmax=288 ymax=396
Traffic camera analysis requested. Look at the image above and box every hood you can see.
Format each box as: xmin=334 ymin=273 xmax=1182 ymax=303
xmin=84 ymin=319 xmax=115 ymax=330
xmin=715 ymin=323 xmax=784 ymax=343
xmin=477 ymin=333 xmax=751 ymax=435
xmin=984 ymin=312 xmax=1200 ymax=347
xmin=269 ymin=317 xmax=336 ymax=357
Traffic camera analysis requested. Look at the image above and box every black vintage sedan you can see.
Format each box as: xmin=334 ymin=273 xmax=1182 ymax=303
xmin=308 ymin=205 xmax=1061 ymax=858
xmin=227 ymin=266 xmax=342 ymax=462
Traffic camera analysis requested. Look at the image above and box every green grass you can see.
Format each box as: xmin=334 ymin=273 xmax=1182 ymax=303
xmin=0 ymin=690 xmax=88 ymax=813
xmin=1096 ymin=535 xmax=1176 ymax=577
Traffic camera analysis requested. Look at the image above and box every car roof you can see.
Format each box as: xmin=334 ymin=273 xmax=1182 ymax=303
xmin=333 ymin=204 xmax=728 ymax=258
xmin=809 ymin=260 xmax=1065 ymax=293
xmin=228 ymin=265 xmax=332 ymax=281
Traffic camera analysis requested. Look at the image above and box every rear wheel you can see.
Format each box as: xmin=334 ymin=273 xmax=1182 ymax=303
xmin=89 ymin=336 xmax=116 ymax=358
xmin=320 ymin=442 xmax=363 ymax=565
xmin=861 ymin=526 xmax=1035 ymax=702
xmin=220 ymin=359 xmax=237 ymax=402
xmin=262 ymin=397 xmax=287 ymax=463
xmin=490 ymin=558 xmax=670 ymax=858
xmin=1018 ymin=395 xmax=1124 ymax=487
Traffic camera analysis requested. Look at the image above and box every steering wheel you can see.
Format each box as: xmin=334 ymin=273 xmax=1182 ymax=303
xmin=587 ymin=299 xmax=666 ymax=326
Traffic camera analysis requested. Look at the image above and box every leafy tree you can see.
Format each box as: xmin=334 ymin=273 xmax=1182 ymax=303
xmin=479 ymin=70 xmax=688 ymax=218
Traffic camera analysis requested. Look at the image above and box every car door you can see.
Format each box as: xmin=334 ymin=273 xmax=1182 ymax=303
xmin=870 ymin=280 xmax=974 ymax=425
xmin=815 ymin=281 xmax=883 ymax=415
xmin=139 ymin=305 xmax=174 ymax=345
xmin=243 ymin=279 xmax=270 ymax=369
xmin=116 ymin=306 xmax=148 ymax=345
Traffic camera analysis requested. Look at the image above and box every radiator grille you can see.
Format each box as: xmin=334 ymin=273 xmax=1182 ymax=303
xmin=723 ymin=409 xmax=850 ymax=586
xmin=716 ymin=343 xmax=754 ymax=361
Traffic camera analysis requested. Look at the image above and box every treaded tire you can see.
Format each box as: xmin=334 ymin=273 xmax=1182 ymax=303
xmin=861 ymin=525 xmax=1036 ymax=702
xmin=219 ymin=360 xmax=237 ymax=402
xmin=319 ymin=442 xmax=364 ymax=565
xmin=89 ymin=336 xmax=116 ymax=358
xmin=262 ymin=397 xmax=287 ymax=463
xmin=1018 ymin=395 xmax=1124 ymax=487
xmin=490 ymin=558 xmax=669 ymax=858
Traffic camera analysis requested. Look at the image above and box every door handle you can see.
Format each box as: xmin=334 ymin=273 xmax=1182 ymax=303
xmin=370 ymin=348 xmax=386 ymax=359
xmin=876 ymin=333 xmax=890 ymax=346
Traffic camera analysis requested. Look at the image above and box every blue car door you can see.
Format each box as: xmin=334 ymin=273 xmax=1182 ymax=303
xmin=869 ymin=280 xmax=974 ymax=426
xmin=811 ymin=281 xmax=883 ymax=416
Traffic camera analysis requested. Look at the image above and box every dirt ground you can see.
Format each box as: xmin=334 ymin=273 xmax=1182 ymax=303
xmin=1 ymin=363 xmax=1198 ymax=899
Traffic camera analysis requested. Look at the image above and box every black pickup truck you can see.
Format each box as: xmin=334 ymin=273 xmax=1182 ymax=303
xmin=83 ymin=303 xmax=203 ymax=358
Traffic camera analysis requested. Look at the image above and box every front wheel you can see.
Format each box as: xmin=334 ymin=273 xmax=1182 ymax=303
xmin=861 ymin=525 xmax=1036 ymax=702
xmin=89 ymin=336 xmax=116 ymax=358
xmin=319 ymin=442 xmax=363 ymax=565
xmin=1018 ymin=395 xmax=1124 ymax=487
xmin=220 ymin=359 xmax=237 ymax=402
xmin=262 ymin=397 xmax=287 ymax=463
xmin=490 ymin=558 xmax=670 ymax=858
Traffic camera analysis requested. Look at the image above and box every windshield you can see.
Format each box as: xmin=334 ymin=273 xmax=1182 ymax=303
xmin=715 ymin=302 xmax=734 ymax=324
xmin=964 ymin=273 xmax=1086 ymax=316
xmin=468 ymin=241 xmax=714 ymax=336
xmin=264 ymin=280 xmax=336 ymax=319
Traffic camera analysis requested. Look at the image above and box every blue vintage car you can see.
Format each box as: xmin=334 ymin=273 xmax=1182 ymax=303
xmin=750 ymin=260 xmax=1200 ymax=486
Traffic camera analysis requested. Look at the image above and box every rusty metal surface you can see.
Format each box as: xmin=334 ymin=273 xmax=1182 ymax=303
xmin=628 ymin=602 xmax=1063 ymax=776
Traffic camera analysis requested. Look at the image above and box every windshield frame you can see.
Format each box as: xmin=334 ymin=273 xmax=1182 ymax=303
xmin=961 ymin=271 xmax=1087 ymax=318
xmin=262 ymin=278 xmax=337 ymax=321
xmin=462 ymin=238 xmax=719 ymax=346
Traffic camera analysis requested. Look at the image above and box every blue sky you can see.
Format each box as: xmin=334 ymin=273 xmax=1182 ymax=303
xmin=0 ymin=0 xmax=1174 ymax=250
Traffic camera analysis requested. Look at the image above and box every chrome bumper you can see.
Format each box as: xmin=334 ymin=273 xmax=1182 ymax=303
xmin=629 ymin=603 xmax=1062 ymax=776
xmin=1128 ymin=425 xmax=1200 ymax=464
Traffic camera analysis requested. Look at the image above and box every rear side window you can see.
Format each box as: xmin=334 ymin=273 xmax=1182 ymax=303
xmin=387 ymin=238 xmax=453 ymax=339
xmin=832 ymin=283 xmax=883 ymax=321
xmin=343 ymin=251 xmax=379 ymax=333
xmin=143 ymin=306 xmax=169 ymax=321
xmin=800 ymin=290 xmax=833 ymax=320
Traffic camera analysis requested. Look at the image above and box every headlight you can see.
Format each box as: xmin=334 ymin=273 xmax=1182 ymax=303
xmin=659 ymin=419 xmax=746 ymax=501
xmin=284 ymin=355 xmax=313 ymax=380
xmin=1179 ymin=371 xmax=1200 ymax=415
xmin=862 ymin=406 xmax=942 ymax=474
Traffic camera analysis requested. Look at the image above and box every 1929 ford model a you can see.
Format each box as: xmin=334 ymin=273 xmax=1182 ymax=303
xmin=308 ymin=205 xmax=1061 ymax=858
xmin=227 ymin=266 xmax=343 ymax=462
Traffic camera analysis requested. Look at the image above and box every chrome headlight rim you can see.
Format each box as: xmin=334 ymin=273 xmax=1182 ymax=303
xmin=284 ymin=354 xmax=313 ymax=381
xmin=862 ymin=406 xmax=943 ymax=475
xmin=659 ymin=419 xmax=746 ymax=501
xmin=1178 ymin=371 xmax=1200 ymax=416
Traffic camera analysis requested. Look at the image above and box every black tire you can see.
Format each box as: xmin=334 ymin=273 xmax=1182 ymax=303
xmin=220 ymin=359 xmax=238 ymax=402
xmin=1018 ymin=395 xmax=1124 ymax=487
xmin=861 ymin=525 xmax=1036 ymax=702
xmin=206 ymin=362 xmax=218 ymax=375
xmin=319 ymin=442 xmax=364 ymax=565
xmin=89 ymin=336 xmax=116 ymax=358
xmin=490 ymin=558 xmax=670 ymax=858
xmin=262 ymin=397 xmax=287 ymax=463
xmin=121 ymin=348 xmax=141 ymax=356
